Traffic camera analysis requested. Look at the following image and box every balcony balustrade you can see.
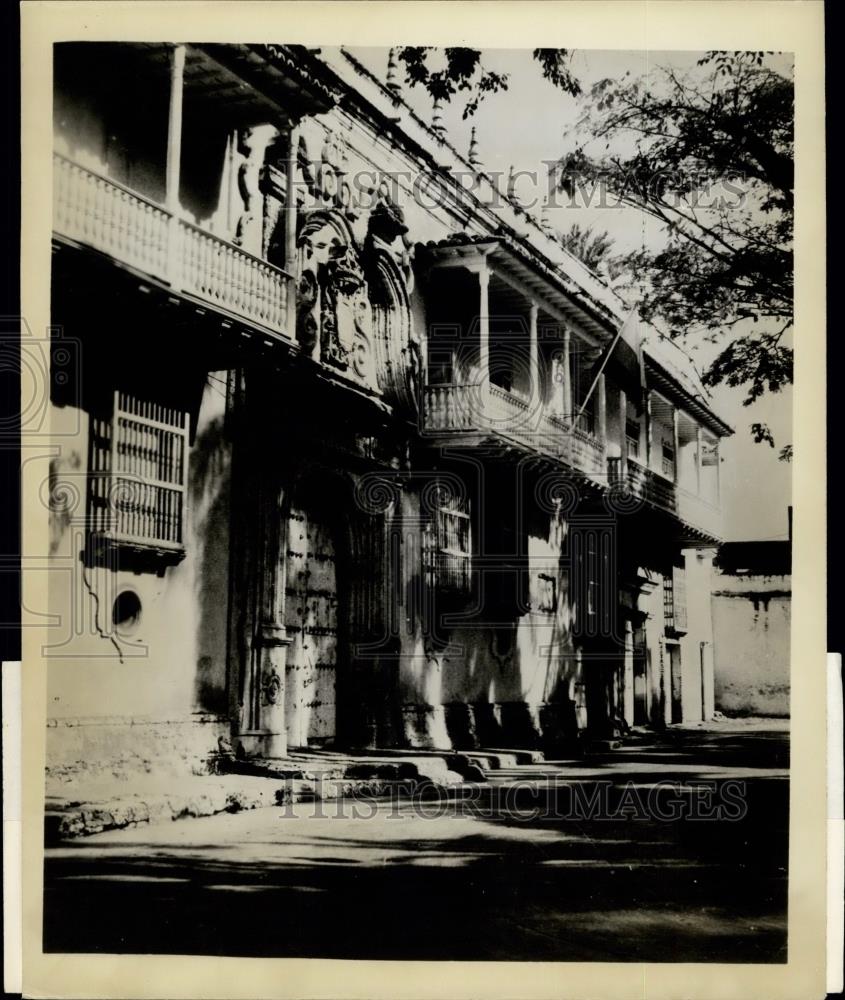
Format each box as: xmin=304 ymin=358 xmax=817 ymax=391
xmin=423 ymin=380 xmax=606 ymax=479
xmin=53 ymin=153 xmax=291 ymax=337
xmin=607 ymin=456 xmax=721 ymax=538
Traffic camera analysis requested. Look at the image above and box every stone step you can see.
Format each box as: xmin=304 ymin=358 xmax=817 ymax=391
xmin=44 ymin=775 xmax=287 ymax=842
xmin=44 ymin=772 xmax=430 ymax=842
xmin=298 ymin=744 xmax=545 ymax=775
xmin=225 ymin=751 xmax=466 ymax=786
xmin=477 ymin=747 xmax=546 ymax=765
xmin=585 ymin=740 xmax=623 ymax=753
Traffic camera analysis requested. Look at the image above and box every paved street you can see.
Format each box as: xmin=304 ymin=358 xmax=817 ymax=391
xmin=43 ymin=721 xmax=789 ymax=963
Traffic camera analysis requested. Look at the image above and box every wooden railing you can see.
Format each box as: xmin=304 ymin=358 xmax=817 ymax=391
xmin=53 ymin=153 xmax=291 ymax=337
xmin=543 ymin=413 xmax=605 ymax=476
xmin=423 ymin=381 xmax=608 ymax=479
xmin=607 ymin=456 xmax=721 ymax=537
xmin=424 ymin=382 xmax=485 ymax=431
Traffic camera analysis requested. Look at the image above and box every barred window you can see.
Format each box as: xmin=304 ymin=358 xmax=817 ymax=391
xmin=422 ymin=492 xmax=472 ymax=595
xmin=89 ymin=390 xmax=189 ymax=554
xmin=571 ymin=527 xmax=611 ymax=637
xmin=663 ymin=566 xmax=688 ymax=634
xmin=672 ymin=565 xmax=688 ymax=632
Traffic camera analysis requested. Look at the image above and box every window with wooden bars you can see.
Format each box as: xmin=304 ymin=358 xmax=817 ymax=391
xmin=422 ymin=491 xmax=472 ymax=595
xmin=88 ymin=390 xmax=189 ymax=559
xmin=663 ymin=566 xmax=688 ymax=635
xmin=571 ymin=527 xmax=611 ymax=637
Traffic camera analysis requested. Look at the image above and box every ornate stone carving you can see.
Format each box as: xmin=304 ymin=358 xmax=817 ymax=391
xmin=234 ymin=125 xmax=278 ymax=257
xmin=260 ymin=667 xmax=283 ymax=707
xmin=296 ymin=212 xmax=377 ymax=387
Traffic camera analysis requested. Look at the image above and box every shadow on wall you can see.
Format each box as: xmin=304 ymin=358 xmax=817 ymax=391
xmin=189 ymin=411 xmax=231 ymax=716
xmin=403 ymin=529 xmax=580 ymax=752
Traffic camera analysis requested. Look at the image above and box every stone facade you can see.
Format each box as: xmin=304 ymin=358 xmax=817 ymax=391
xmin=46 ymin=42 xmax=733 ymax=782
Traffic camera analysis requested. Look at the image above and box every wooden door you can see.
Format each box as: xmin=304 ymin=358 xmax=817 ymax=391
xmin=283 ymin=499 xmax=339 ymax=747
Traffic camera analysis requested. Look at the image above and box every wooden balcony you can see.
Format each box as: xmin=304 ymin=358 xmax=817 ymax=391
xmin=607 ymin=456 xmax=722 ymax=539
xmin=422 ymin=381 xmax=606 ymax=479
xmin=53 ymin=153 xmax=292 ymax=339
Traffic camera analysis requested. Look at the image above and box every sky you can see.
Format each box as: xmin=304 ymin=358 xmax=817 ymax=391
xmin=349 ymin=47 xmax=793 ymax=543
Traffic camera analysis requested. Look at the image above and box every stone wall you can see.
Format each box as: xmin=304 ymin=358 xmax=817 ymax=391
xmin=45 ymin=715 xmax=229 ymax=791
xmin=711 ymin=572 xmax=790 ymax=717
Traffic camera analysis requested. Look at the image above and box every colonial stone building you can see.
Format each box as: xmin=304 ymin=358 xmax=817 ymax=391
xmin=47 ymin=42 xmax=732 ymax=782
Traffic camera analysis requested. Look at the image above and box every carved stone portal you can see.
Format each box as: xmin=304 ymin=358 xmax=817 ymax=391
xmin=296 ymin=213 xmax=378 ymax=389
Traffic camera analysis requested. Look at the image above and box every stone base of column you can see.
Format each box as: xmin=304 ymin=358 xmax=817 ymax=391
xmin=237 ymin=731 xmax=288 ymax=760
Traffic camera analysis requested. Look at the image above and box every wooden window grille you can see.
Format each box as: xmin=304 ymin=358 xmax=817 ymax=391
xmin=585 ymin=532 xmax=598 ymax=625
xmin=663 ymin=566 xmax=688 ymax=634
xmin=88 ymin=390 xmax=189 ymax=554
xmin=422 ymin=492 xmax=472 ymax=595
xmin=661 ymin=441 xmax=676 ymax=477
xmin=572 ymin=528 xmax=606 ymax=636
xmin=672 ymin=564 xmax=688 ymax=632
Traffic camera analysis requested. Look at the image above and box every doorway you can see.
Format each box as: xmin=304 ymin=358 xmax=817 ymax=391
xmin=668 ymin=642 xmax=683 ymax=724
xmin=283 ymin=481 xmax=341 ymax=748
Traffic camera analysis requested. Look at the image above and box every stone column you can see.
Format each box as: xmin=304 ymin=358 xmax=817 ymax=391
xmin=250 ymin=482 xmax=290 ymax=758
xmin=623 ymin=618 xmax=635 ymax=727
xmin=284 ymin=125 xmax=299 ymax=338
xmin=672 ymin=406 xmax=680 ymax=482
xmin=165 ymin=45 xmax=186 ymax=213
xmin=478 ymin=266 xmax=490 ymax=386
xmin=231 ymin=375 xmax=291 ymax=761
xmin=597 ymin=372 xmax=607 ymax=447
xmin=696 ymin=425 xmax=703 ymax=495
xmin=714 ymin=439 xmax=721 ymax=503
xmin=562 ymin=327 xmax=572 ymax=421
xmin=528 ymin=301 xmax=539 ymax=412
xmin=618 ymin=387 xmax=628 ymax=475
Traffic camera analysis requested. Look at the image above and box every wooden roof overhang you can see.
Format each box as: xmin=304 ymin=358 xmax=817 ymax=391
xmin=418 ymin=237 xmax=619 ymax=349
xmin=645 ymin=356 xmax=734 ymax=438
xmin=119 ymin=42 xmax=336 ymax=129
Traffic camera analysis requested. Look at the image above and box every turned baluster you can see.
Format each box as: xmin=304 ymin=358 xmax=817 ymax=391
xmin=208 ymin=241 xmax=219 ymax=302
xmin=220 ymin=244 xmax=230 ymax=304
xmin=115 ymin=189 xmax=129 ymax=262
xmin=95 ymin=177 xmax=109 ymax=250
xmin=275 ymin=274 xmax=286 ymax=331
xmin=195 ymin=233 xmax=207 ymax=297
xmin=53 ymin=159 xmax=68 ymax=234
xmin=136 ymin=201 xmax=148 ymax=269
xmin=71 ymin=163 xmax=85 ymax=239
xmin=68 ymin=164 xmax=84 ymax=240
xmin=245 ymin=259 xmax=257 ymax=320
xmin=254 ymin=264 xmax=266 ymax=324
xmin=184 ymin=228 xmax=197 ymax=294
xmin=233 ymin=252 xmax=244 ymax=312
xmin=103 ymin=182 xmax=117 ymax=254
xmin=145 ymin=204 xmax=158 ymax=273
